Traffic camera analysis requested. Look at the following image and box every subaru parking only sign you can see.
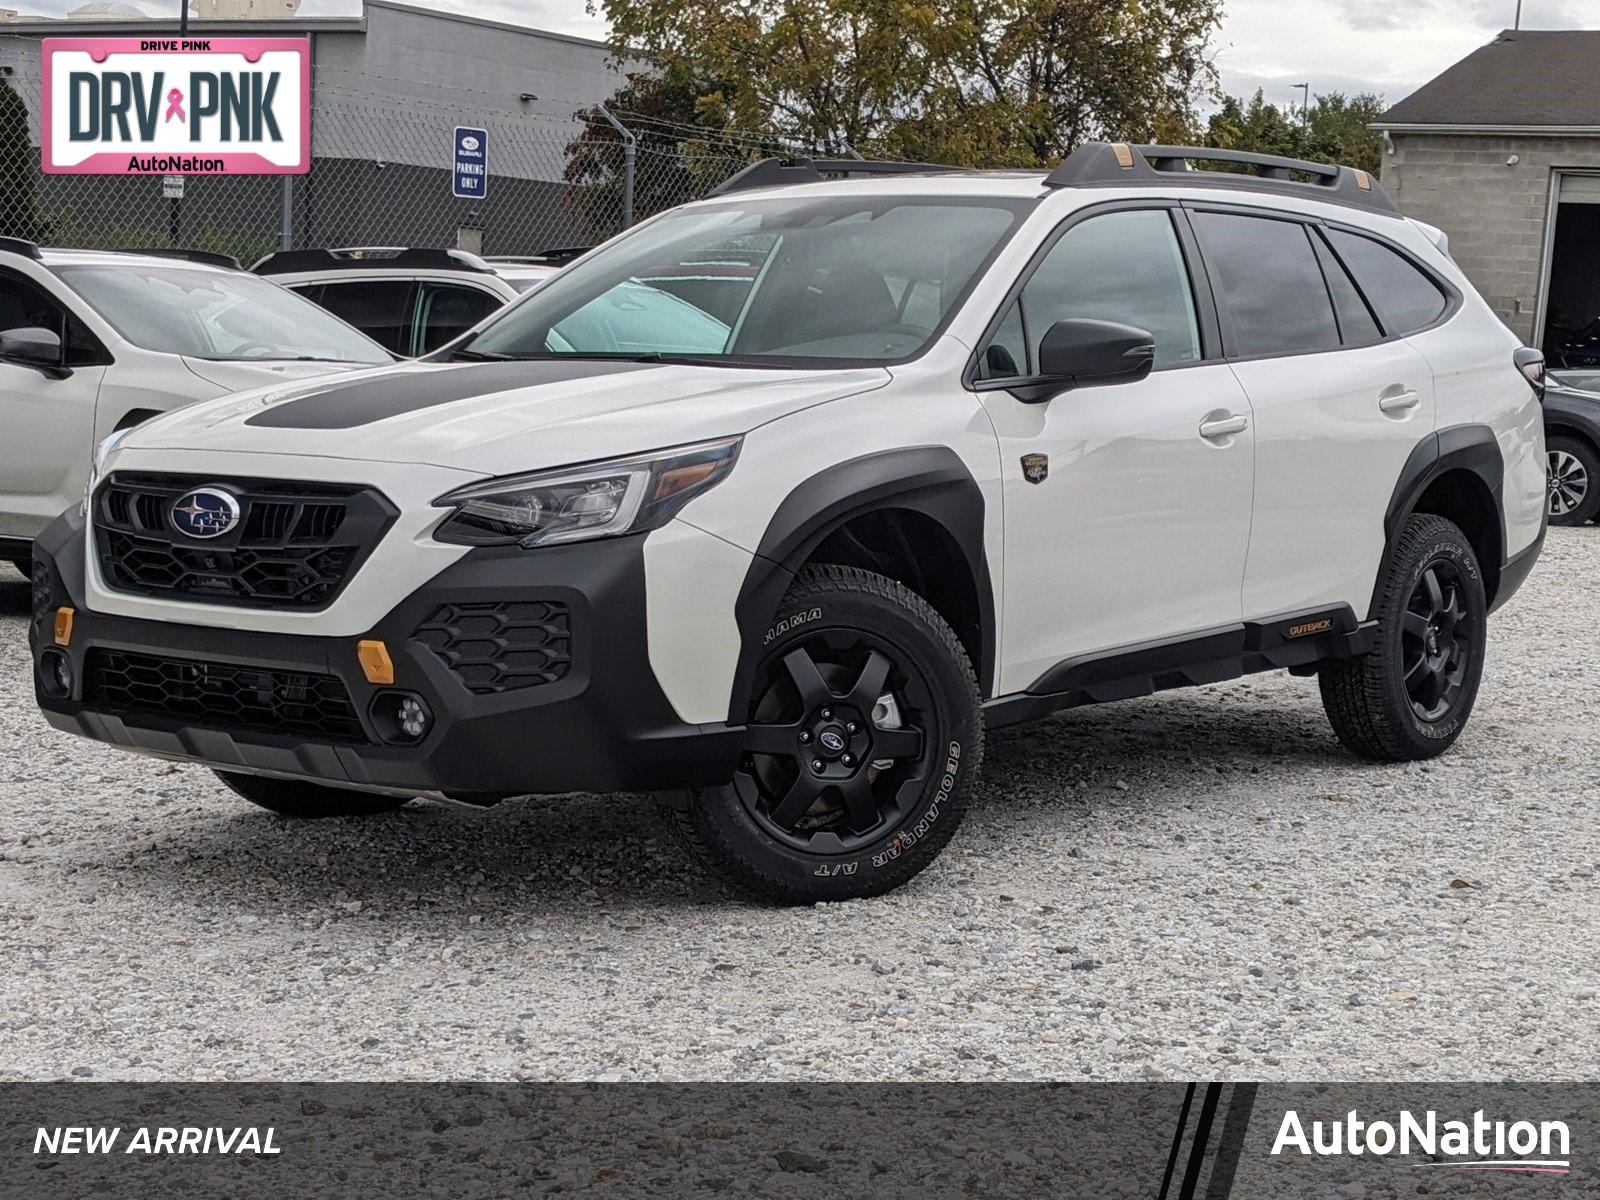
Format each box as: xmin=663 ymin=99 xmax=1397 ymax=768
xmin=42 ymin=36 xmax=309 ymax=174
xmin=454 ymin=126 xmax=487 ymax=200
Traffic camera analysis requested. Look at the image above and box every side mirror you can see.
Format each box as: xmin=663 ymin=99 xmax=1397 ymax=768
xmin=1032 ymin=318 xmax=1156 ymax=397
xmin=0 ymin=327 xmax=70 ymax=379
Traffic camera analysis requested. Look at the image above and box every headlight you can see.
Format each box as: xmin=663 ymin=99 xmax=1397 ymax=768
xmin=432 ymin=437 xmax=741 ymax=548
xmin=81 ymin=427 xmax=134 ymax=517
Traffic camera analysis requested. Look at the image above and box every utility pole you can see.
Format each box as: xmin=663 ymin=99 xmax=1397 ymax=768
xmin=180 ymin=0 xmax=188 ymax=35
xmin=1293 ymin=82 xmax=1311 ymax=132
xmin=1515 ymin=0 xmax=1523 ymax=28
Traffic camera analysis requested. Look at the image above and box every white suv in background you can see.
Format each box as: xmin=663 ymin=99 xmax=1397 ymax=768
xmin=253 ymin=246 xmax=577 ymax=358
xmin=31 ymin=146 xmax=1547 ymax=903
xmin=0 ymin=240 xmax=391 ymax=574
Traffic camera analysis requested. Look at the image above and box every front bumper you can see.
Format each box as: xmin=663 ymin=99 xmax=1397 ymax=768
xmin=30 ymin=509 xmax=744 ymax=798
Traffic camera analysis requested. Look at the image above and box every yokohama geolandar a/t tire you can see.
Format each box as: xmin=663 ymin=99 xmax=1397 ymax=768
xmin=674 ymin=565 xmax=983 ymax=904
xmin=1319 ymin=514 xmax=1488 ymax=762
xmin=214 ymin=770 xmax=412 ymax=819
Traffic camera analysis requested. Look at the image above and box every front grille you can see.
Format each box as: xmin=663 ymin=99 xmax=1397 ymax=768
xmin=93 ymin=473 xmax=396 ymax=610
xmin=84 ymin=649 xmax=366 ymax=742
xmin=415 ymin=601 xmax=573 ymax=694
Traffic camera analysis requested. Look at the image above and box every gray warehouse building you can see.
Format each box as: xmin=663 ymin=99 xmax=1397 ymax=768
xmin=0 ymin=1 xmax=631 ymax=255
xmin=1376 ymin=29 xmax=1600 ymax=362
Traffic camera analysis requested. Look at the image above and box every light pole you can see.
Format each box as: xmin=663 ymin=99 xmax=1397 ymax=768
xmin=1293 ymin=82 xmax=1311 ymax=132
xmin=1515 ymin=0 xmax=1523 ymax=28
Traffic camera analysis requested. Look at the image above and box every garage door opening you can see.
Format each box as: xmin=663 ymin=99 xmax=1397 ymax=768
xmin=1543 ymin=174 xmax=1600 ymax=366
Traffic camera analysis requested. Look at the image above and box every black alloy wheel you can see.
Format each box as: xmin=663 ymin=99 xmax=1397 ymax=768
xmin=670 ymin=564 xmax=981 ymax=903
xmin=1319 ymin=513 xmax=1488 ymax=762
xmin=1399 ymin=560 xmax=1478 ymax=722
xmin=735 ymin=631 xmax=933 ymax=854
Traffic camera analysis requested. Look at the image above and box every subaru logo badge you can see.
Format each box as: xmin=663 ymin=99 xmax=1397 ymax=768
xmin=170 ymin=488 xmax=241 ymax=539
xmin=819 ymin=730 xmax=846 ymax=753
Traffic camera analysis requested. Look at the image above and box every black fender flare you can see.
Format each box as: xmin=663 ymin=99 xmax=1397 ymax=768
xmin=1377 ymin=423 xmax=1505 ymax=612
xmin=729 ymin=446 xmax=994 ymax=721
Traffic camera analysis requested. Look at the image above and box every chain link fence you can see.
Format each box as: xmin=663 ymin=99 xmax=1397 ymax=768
xmin=0 ymin=69 xmax=752 ymax=263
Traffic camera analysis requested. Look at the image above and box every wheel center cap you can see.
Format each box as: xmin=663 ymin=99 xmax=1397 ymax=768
xmin=1426 ymin=628 xmax=1440 ymax=655
xmin=816 ymin=725 xmax=848 ymax=758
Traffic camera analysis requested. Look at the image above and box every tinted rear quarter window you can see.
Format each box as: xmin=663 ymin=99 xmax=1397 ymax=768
xmin=1311 ymin=232 xmax=1383 ymax=347
xmin=1326 ymin=229 xmax=1448 ymax=335
xmin=1192 ymin=210 xmax=1340 ymax=358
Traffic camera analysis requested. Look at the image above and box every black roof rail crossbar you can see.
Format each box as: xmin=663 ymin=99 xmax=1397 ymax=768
xmin=534 ymin=245 xmax=592 ymax=265
xmin=1045 ymin=142 xmax=1398 ymax=215
xmin=710 ymin=156 xmax=967 ymax=196
xmin=0 ymin=236 xmax=42 ymax=260
xmin=119 ymin=248 xmax=243 ymax=271
xmin=486 ymin=246 xmax=592 ymax=266
xmin=252 ymin=247 xmax=494 ymax=276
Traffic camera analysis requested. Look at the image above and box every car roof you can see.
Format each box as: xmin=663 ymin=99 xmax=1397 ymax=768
xmin=700 ymin=171 xmax=1051 ymax=203
xmin=697 ymin=144 xmax=1398 ymax=220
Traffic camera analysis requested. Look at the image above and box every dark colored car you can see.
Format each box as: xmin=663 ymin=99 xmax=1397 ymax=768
xmin=1555 ymin=318 xmax=1600 ymax=369
xmin=1543 ymin=370 xmax=1600 ymax=525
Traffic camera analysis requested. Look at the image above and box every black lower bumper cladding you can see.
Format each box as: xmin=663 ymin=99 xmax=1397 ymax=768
xmin=30 ymin=509 xmax=744 ymax=798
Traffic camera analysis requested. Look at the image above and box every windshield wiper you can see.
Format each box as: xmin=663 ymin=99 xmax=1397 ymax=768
xmin=449 ymin=348 xmax=518 ymax=362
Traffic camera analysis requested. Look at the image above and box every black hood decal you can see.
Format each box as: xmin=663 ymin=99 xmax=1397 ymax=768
xmin=244 ymin=360 xmax=658 ymax=430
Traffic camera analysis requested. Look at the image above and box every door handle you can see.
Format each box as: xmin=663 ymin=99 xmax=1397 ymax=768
xmin=1379 ymin=388 xmax=1422 ymax=414
xmin=1199 ymin=414 xmax=1249 ymax=440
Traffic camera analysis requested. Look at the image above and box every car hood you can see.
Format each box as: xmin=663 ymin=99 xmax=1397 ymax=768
xmin=124 ymin=358 xmax=892 ymax=477
xmin=180 ymin=356 xmax=378 ymax=392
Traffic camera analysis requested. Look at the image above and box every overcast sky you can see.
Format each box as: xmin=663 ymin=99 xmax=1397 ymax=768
xmin=26 ymin=0 xmax=1600 ymax=111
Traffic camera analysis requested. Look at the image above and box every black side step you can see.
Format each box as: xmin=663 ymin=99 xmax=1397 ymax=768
xmin=984 ymin=607 xmax=1377 ymax=729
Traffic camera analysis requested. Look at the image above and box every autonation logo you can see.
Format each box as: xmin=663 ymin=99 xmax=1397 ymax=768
xmin=1273 ymin=1109 xmax=1571 ymax=1175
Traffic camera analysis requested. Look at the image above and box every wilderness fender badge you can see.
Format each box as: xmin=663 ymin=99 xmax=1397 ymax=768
xmin=42 ymin=36 xmax=310 ymax=175
xmin=1022 ymin=453 xmax=1049 ymax=484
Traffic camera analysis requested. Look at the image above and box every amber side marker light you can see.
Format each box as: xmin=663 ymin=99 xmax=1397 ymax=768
xmin=1111 ymin=142 xmax=1135 ymax=169
xmin=53 ymin=606 xmax=74 ymax=647
xmin=1352 ymin=169 xmax=1373 ymax=191
xmin=357 ymin=639 xmax=395 ymax=685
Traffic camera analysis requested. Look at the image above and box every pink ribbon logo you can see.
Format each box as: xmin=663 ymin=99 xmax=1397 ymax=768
xmin=164 ymin=88 xmax=185 ymax=123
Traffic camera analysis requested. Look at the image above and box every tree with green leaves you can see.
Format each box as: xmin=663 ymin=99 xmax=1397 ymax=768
xmin=587 ymin=0 xmax=1224 ymax=168
xmin=565 ymin=67 xmax=782 ymax=235
xmin=1206 ymin=89 xmax=1386 ymax=176
xmin=0 ymin=74 xmax=46 ymax=242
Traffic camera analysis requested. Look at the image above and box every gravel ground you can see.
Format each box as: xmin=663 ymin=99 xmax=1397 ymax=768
xmin=1 ymin=531 xmax=1597 ymax=1082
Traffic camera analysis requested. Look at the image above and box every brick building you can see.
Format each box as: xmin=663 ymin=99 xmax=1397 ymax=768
xmin=1375 ymin=28 xmax=1600 ymax=360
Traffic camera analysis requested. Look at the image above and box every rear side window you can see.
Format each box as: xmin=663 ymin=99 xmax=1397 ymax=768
xmin=302 ymin=279 xmax=415 ymax=356
xmin=1326 ymin=229 xmax=1448 ymax=335
xmin=1311 ymin=232 xmax=1382 ymax=347
xmin=1192 ymin=211 xmax=1340 ymax=358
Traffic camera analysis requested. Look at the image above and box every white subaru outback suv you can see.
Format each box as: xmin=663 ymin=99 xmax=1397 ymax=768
xmin=30 ymin=145 xmax=1547 ymax=903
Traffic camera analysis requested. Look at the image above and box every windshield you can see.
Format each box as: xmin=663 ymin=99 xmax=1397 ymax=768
xmin=55 ymin=264 xmax=392 ymax=364
xmin=462 ymin=197 xmax=1028 ymax=367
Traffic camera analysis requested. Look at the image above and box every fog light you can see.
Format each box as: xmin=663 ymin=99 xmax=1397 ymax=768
xmin=39 ymin=648 xmax=73 ymax=699
xmin=369 ymin=690 xmax=432 ymax=744
xmin=397 ymin=696 xmax=430 ymax=739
